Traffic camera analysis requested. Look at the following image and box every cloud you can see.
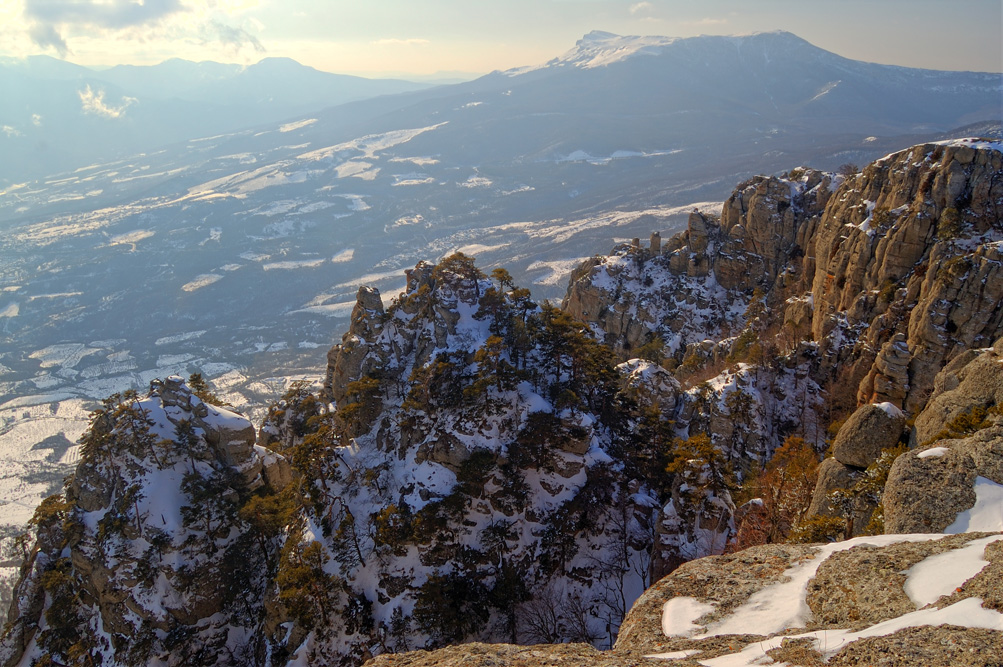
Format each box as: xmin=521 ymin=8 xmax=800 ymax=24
xmin=32 ymin=114 xmax=42 ymax=126
xmin=23 ymin=0 xmax=184 ymax=54
xmin=21 ymin=0 xmax=264 ymax=57
xmin=2 ymin=125 xmax=22 ymax=138
xmin=202 ymin=18 xmax=264 ymax=52
xmin=28 ymin=21 xmax=69 ymax=56
xmin=373 ymin=38 xmax=430 ymax=47
xmin=629 ymin=2 xmax=653 ymax=15
xmin=24 ymin=0 xmax=184 ymax=30
xmin=78 ymin=85 xmax=137 ymax=118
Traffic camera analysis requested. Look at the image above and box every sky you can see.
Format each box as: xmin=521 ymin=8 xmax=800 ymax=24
xmin=0 ymin=0 xmax=1001 ymax=77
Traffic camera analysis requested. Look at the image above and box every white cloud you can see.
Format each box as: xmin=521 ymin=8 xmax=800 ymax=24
xmin=629 ymin=2 xmax=653 ymax=15
xmin=1 ymin=125 xmax=22 ymax=137
xmin=78 ymin=85 xmax=137 ymax=118
xmin=31 ymin=113 xmax=42 ymax=126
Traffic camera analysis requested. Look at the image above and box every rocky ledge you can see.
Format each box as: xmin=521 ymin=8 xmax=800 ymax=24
xmin=368 ymin=532 xmax=1003 ymax=666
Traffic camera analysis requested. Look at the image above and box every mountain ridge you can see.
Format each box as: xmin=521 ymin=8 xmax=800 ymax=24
xmin=3 ymin=140 xmax=1001 ymax=666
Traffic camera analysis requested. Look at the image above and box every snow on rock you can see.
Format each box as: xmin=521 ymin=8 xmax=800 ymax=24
xmin=617 ymin=532 xmax=1003 ymax=664
xmin=660 ymin=597 xmax=715 ymax=637
xmin=945 ymin=477 xmax=1003 ymax=533
xmin=904 ymin=534 xmax=1003 ymax=607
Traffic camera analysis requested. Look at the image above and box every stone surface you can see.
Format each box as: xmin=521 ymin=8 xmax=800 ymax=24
xmin=805 ymin=533 xmax=981 ymax=629
xmin=831 ymin=403 xmax=906 ymax=468
xmin=884 ymin=424 xmax=1003 ymax=533
xmin=914 ymin=340 xmax=1003 ymax=446
xmin=828 ymin=626 xmax=1003 ymax=667
xmin=616 ymin=544 xmax=817 ymax=656
xmin=365 ymin=643 xmax=657 ymax=667
xmin=811 ymin=143 xmax=1003 ymax=415
xmin=807 ymin=457 xmax=860 ymax=518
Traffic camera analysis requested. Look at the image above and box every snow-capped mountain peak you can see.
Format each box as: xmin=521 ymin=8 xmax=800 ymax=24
xmin=553 ymin=30 xmax=678 ymax=69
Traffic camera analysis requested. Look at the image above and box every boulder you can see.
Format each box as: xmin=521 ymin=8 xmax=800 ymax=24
xmin=831 ymin=402 xmax=906 ymax=468
xmin=883 ymin=424 xmax=1003 ymax=534
xmin=610 ymin=532 xmax=1003 ymax=665
xmin=914 ymin=340 xmax=1003 ymax=446
xmin=807 ymin=457 xmax=860 ymax=517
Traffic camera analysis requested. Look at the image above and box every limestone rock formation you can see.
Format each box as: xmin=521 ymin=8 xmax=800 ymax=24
xmin=807 ymin=457 xmax=860 ymax=518
xmin=810 ymin=140 xmax=1003 ymax=414
xmin=566 ymin=139 xmax=1003 ymax=428
xmin=831 ymin=402 xmax=906 ymax=469
xmin=0 ymin=379 xmax=281 ymax=667
xmin=325 ymin=285 xmax=387 ymax=405
xmin=884 ymin=341 xmax=1003 ymax=534
xmin=913 ymin=336 xmax=1003 ymax=446
xmin=884 ymin=423 xmax=1003 ymax=534
xmin=563 ymin=168 xmax=834 ymax=360
xmin=614 ymin=533 xmax=1003 ymax=664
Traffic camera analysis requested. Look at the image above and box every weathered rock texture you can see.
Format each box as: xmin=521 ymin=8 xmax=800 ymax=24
xmin=831 ymin=402 xmax=906 ymax=468
xmin=914 ymin=337 xmax=1003 ymax=446
xmin=566 ymin=140 xmax=1003 ymax=426
xmin=811 ymin=142 xmax=1003 ymax=414
xmin=615 ymin=533 xmax=1003 ymax=665
xmin=884 ymin=341 xmax=1003 ymax=534
xmin=884 ymin=424 xmax=1003 ymax=534
xmin=0 ymin=379 xmax=283 ymax=667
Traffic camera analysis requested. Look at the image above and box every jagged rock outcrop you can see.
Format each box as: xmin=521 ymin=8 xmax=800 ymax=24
xmin=564 ymin=169 xmax=834 ymax=359
xmin=913 ymin=336 xmax=1003 ymax=446
xmin=613 ymin=532 xmax=1003 ymax=664
xmin=0 ymin=379 xmax=284 ymax=667
xmin=811 ymin=140 xmax=1003 ymax=414
xmin=831 ymin=402 xmax=906 ymax=469
xmin=884 ymin=343 xmax=1003 ymax=534
xmin=567 ymin=139 xmax=1003 ymax=424
xmin=325 ymin=285 xmax=387 ymax=405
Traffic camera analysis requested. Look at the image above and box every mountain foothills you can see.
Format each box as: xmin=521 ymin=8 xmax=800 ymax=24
xmin=2 ymin=32 xmax=1000 ymax=536
xmin=0 ymin=55 xmax=431 ymax=184
xmin=1 ymin=138 xmax=1001 ymax=666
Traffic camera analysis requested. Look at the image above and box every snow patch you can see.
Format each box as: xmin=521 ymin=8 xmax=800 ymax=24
xmin=181 ymin=274 xmax=222 ymax=292
xmin=874 ymin=401 xmax=904 ymax=418
xmin=661 ymin=597 xmax=715 ymax=637
xmin=917 ymin=446 xmax=949 ymax=459
xmin=279 ymin=118 xmax=317 ymax=133
xmin=945 ymin=476 xmax=1003 ymax=533
xmin=904 ymin=535 xmax=1003 ymax=607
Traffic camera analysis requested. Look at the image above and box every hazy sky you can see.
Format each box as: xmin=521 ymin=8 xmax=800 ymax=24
xmin=1 ymin=0 xmax=1001 ymax=76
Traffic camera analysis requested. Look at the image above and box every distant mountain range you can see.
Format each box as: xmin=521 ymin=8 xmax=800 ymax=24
xmin=0 ymin=55 xmax=433 ymax=183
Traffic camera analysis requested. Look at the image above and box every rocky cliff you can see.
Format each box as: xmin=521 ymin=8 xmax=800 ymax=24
xmin=3 ymin=139 xmax=1001 ymax=667
xmin=566 ymin=138 xmax=1003 ymax=422
xmin=363 ymin=533 xmax=1003 ymax=667
xmin=564 ymin=140 xmax=1003 ymax=530
xmin=0 ymin=377 xmax=291 ymax=666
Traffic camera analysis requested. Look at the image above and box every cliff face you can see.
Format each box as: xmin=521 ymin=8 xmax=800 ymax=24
xmin=0 ymin=377 xmax=287 ymax=667
xmin=811 ymin=140 xmax=1003 ymax=414
xmin=4 ymin=140 xmax=1001 ymax=667
xmin=565 ymin=139 xmax=1003 ymax=428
